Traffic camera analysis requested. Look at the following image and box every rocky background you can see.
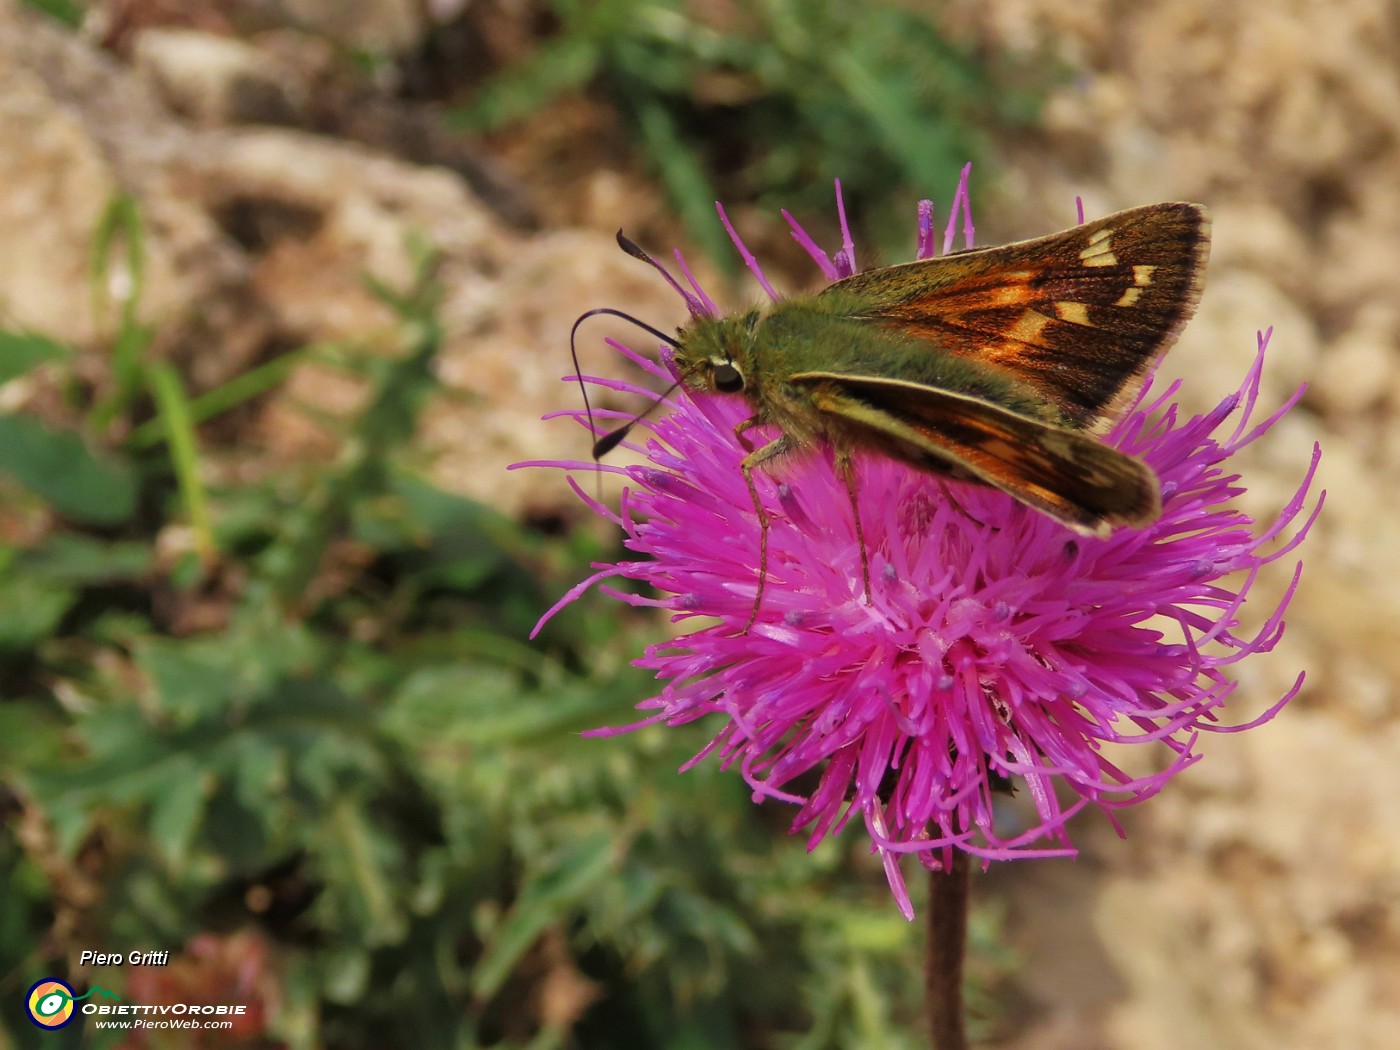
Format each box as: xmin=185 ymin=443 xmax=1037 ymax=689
xmin=1 ymin=1 xmax=1393 ymax=1047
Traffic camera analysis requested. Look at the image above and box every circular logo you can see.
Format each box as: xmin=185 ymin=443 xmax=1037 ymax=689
xmin=26 ymin=978 xmax=77 ymax=1030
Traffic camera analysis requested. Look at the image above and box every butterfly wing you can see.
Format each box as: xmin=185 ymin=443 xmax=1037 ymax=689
xmin=792 ymin=372 xmax=1160 ymax=535
xmin=822 ymin=203 xmax=1210 ymax=431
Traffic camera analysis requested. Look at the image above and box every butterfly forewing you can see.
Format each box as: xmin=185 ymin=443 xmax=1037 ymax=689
xmin=825 ymin=203 xmax=1211 ymax=430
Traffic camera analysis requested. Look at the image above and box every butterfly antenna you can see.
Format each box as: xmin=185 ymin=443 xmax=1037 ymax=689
xmin=615 ymin=230 xmax=708 ymax=315
xmin=591 ymin=376 xmax=683 ymax=459
xmin=569 ymin=306 xmax=681 ymax=498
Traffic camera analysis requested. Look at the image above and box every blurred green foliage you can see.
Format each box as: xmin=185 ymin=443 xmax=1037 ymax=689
xmin=18 ymin=0 xmax=84 ymax=30
xmin=0 ymin=199 xmax=1011 ymax=1047
xmin=455 ymin=0 xmax=1042 ymax=265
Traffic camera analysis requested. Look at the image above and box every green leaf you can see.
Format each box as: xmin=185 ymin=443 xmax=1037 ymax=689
xmin=0 ymin=572 xmax=75 ymax=652
xmin=449 ymin=34 xmax=600 ymax=132
xmin=148 ymin=766 xmax=210 ymax=870
xmin=322 ymin=946 xmax=373 ymax=1004
xmin=473 ymin=831 xmax=617 ymax=999
xmin=317 ymin=799 xmax=409 ymax=949
xmin=0 ymin=414 xmax=137 ymax=525
xmin=89 ymin=192 xmax=152 ymax=430
xmin=387 ymin=666 xmax=606 ymax=749
xmin=390 ymin=471 xmax=512 ymax=544
xmin=231 ymin=736 xmax=289 ymax=815
xmin=127 ymin=344 xmax=322 ymax=450
xmin=147 ymin=362 xmax=215 ymax=560
xmin=632 ymin=95 xmax=733 ymax=273
xmin=0 ymin=330 xmax=70 ymax=384
xmin=13 ymin=533 xmax=152 ymax=584
xmin=19 ymin=0 xmax=84 ymax=29
xmin=0 ymin=700 xmax=67 ymax=769
xmin=137 ymin=638 xmax=238 ymax=725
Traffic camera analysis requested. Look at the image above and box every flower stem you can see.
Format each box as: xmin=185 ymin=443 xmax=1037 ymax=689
xmin=925 ymin=851 xmax=970 ymax=1050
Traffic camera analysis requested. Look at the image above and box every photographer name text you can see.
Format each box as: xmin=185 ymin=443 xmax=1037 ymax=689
xmin=79 ymin=950 xmax=171 ymax=966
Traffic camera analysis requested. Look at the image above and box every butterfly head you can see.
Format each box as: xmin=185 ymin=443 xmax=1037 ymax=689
xmin=607 ymin=229 xmax=762 ymax=398
xmin=675 ymin=310 xmax=761 ymax=396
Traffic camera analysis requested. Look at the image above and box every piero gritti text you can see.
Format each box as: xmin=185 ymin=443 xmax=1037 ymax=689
xmin=79 ymin=949 xmax=171 ymax=966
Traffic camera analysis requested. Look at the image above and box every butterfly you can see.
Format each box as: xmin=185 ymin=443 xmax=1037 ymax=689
xmin=587 ymin=202 xmax=1210 ymax=627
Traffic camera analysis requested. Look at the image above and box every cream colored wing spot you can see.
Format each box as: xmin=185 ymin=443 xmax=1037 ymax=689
xmin=1054 ymin=301 xmax=1093 ymax=325
xmin=1080 ymin=251 xmax=1118 ymax=267
xmin=1078 ymin=230 xmax=1118 ymax=267
xmin=1133 ymin=264 xmax=1157 ymax=286
xmin=1008 ymin=309 xmax=1053 ymax=343
xmin=989 ymin=283 xmax=1034 ymax=306
xmin=1114 ymin=287 xmax=1143 ymax=308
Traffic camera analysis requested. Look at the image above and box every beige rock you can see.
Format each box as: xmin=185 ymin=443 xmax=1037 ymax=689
xmin=0 ymin=4 xmax=568 ymax=509
xmin=184 ymin=126 xmax=508 ymax=331
xmin=132 ymin=28 xmax=297 ymax=126
xmin=0 ymin=63 xmax=119 ymax=346
xmin=1083 ymin=708 xmax=1400 ymax=1050
xmin=426 ymin=228 xmax=695 ymax=519
xmin=275 ymin=0 xmax=423 ymax=52
xmin=1164 ymin=270 xmax=1318 ymax=419
xmin=1316 ymin=321 xmax=1397 ymax=416
xmin=0 ymin=6 xmax=265 ymax=383
xmin=1206 ymin=200 xmax=1311 ymax=295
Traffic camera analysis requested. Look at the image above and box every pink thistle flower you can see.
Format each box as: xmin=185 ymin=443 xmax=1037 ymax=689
xmin=518 ymin=169 xmax=1324 ymax=918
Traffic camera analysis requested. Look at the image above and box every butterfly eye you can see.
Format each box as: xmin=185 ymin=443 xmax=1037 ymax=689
xmin=713 ymin=363 xmax=744 ymax=392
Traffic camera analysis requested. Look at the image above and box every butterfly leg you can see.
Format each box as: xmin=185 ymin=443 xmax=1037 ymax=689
xmin=834 ymin=450 xmax=873 ymax=604
xmin=937 ymin=480 xmax=993 ymax=532
xmin=738 ymin=434 xmax=795 ymax=631
xmin=733 ymin=415 xmax=761 ymax=452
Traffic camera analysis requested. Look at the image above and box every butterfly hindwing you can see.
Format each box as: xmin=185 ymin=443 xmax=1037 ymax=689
xmin=793 ymin=371 xmax=1161 ymax=535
